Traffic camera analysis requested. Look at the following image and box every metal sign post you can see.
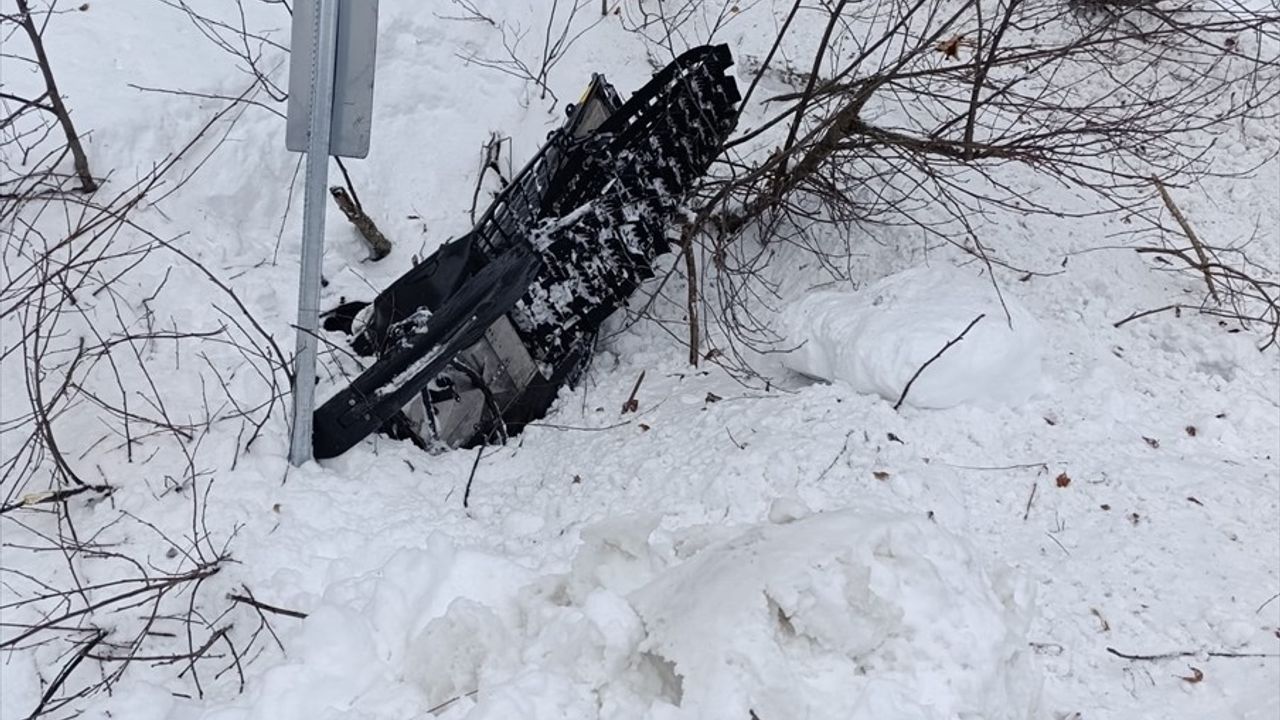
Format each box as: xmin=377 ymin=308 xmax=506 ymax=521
xmin=287 ymin=0 xmax=378 ymax=466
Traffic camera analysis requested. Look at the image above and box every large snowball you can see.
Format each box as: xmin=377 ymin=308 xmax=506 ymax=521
xmin=781 ymin=265 xmax=1043 ymax=409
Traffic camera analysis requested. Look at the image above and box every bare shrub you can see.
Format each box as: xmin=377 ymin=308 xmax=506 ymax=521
xmin=617 ymin=0 xmax=1280 ymax=373
xmin=445 ymin=0 xmax=609 ymax=105
xmin=1 ymin=0 xmax=98 ymax=195
xmin=2 ymin=5 xmax=298 ymax=714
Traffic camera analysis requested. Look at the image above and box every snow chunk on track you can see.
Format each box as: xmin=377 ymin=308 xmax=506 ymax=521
xmin=782 ymin=266 xmax=1043 ymax=408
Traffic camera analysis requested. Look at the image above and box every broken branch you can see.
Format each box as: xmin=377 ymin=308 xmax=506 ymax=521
xmin=330 ymin=186 xmax=392 ymax=260
xmin=1151 ymin=176 xmax=1218 ymax=303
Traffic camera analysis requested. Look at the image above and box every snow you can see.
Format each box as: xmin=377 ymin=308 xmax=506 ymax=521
xmin=146 ymin=510 xmax=1037 ymax=720
xmin=781 ymin=265 xmax=1044 ymax=409
xmin=625 ymin=508 xmax=1039 ymax=720
xmin=2 ymin=2 xmax=1278 ymax=720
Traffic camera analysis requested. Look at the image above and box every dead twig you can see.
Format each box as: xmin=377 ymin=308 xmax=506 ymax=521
xmin=1107 ymin=647 xmax=1280 ymax=661
xmin=621 ymin=370 xmax=646 ymax=413
xmin=24 ymin=629 xmax=106 ymax=720
xmin=13 ymin=0 xmax=97 ymax=193
xmin=463 ymin=446 xmax=484 ymax=509
xmin=893 ymin=313 xmax=985 ymax=411
xmin=469 ymin=132 xmax=508 ymax=223
xmin=329 ymin=186 xmax=392 ymax=260
xmin=227 ymin=592 xmax=308 ymax=620
xmin=1151 ymin=176 xmax=1218 ymax=302
xmin=0 ymin=484 xmax=113 ymax=515
xmin=817 ymin=430 xmax=855 ymax=482
xmin=1022 ymin=481 xmax=1038 ymax=521
xmin=682 ymin=229 xmax=700 ymax=366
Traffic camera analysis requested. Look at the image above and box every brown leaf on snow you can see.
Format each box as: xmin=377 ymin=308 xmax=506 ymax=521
xmin=936 ymin=35 xmax=965 ymax=59
xmin=1143 ymin=436 xmax=1161 ymax=449
xmin=1056 ymin=472 xmax=1072 ymax=488
xmin=1178 ymin=666 xmax=1205 ymax=684
xmin=873 ymin=471 xmax=890 ymax=481
xmin=1185 ymin=425 xmax=1198 ymax=437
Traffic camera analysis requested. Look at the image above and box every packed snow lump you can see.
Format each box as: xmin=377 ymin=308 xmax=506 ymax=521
xmin=189 ymin=508 xmax=1041 ymax=720
xmin=425 ymin=507 xmax=1043 ymax=719
xmin=781 ymin=265 xmax=1043 ymax=409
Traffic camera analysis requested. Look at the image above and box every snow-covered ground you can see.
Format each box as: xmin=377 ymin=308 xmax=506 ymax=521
xmin=2 ymin=2 xmax=1278 ymax=719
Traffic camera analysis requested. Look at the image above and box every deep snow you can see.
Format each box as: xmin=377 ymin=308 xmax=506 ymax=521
xmin=1 ymin=2 xmax=1278 ymax=720
xmin=781 ymin=265 xmax=1044 ymax=409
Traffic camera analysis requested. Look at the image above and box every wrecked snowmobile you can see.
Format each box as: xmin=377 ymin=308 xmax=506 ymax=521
xmin=314 ymin=45 xmax=741 ymax=459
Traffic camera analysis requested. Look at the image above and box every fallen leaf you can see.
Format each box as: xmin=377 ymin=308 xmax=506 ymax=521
xmin=1187 ymin=496 xmax=1203 ymax=506
xmin=1100 ymin=503 xmax=1111 ymax=510
xmin=1056 ymin=472 xmax=1072 ymax=488
xmin=705 ymin=392 xmax=723 ymax=404
xmin=936 ymin=34 xmax=964 ymax=59
xmin=1044 ymin=416 xmax=1058 ymax=426
xmin=887 ymin=432 xmax=904 ymax=444
xmin=1143 ymin=436 xmax=1160 ymax=449
xmin=572 ymin=475 xmax=582 ymax=485
xmin=1178 ymin=666 xmax=1204 ymax=684
xmin=1185 ymin=425 xmax=1198 ymax=437
xmin=873 ymin=471 xmax=890 ymax=481
xmin=1128 ymin=512 xmax=1141 ymax=525
xmin=638 ymin=423 xmax=650 ymax=432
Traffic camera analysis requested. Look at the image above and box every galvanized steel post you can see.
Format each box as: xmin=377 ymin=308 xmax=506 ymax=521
xmin=288 ymin=0 xmax=340 ymax=466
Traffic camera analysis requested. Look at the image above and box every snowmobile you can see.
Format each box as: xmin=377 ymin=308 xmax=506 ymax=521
xmin=314 ymin=45 xmax=741 ymax=459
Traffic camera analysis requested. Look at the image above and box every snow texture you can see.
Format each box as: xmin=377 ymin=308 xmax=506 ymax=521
xmin=172 ymin=510 xmax=1039 ymax=720
xmin=1 ymin=2 xmax=1277 ymax=720
xmin=781 ymin=266 xmax=1043 ymax=409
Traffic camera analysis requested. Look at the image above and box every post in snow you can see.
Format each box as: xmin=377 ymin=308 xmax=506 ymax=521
xmin=286 ymin=0 xmax=379 ymax=466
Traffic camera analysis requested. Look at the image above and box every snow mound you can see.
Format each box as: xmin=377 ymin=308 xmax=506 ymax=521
xmin=781 ymin=265 xmax=1043 ymax=408
xmin=625 ymin=509 xmax=1041 ymax=720
xmin=419 ymin=509 xmax=1040 ymax=719
xmin=185 ymin=511 xmax=1039 ymax=720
